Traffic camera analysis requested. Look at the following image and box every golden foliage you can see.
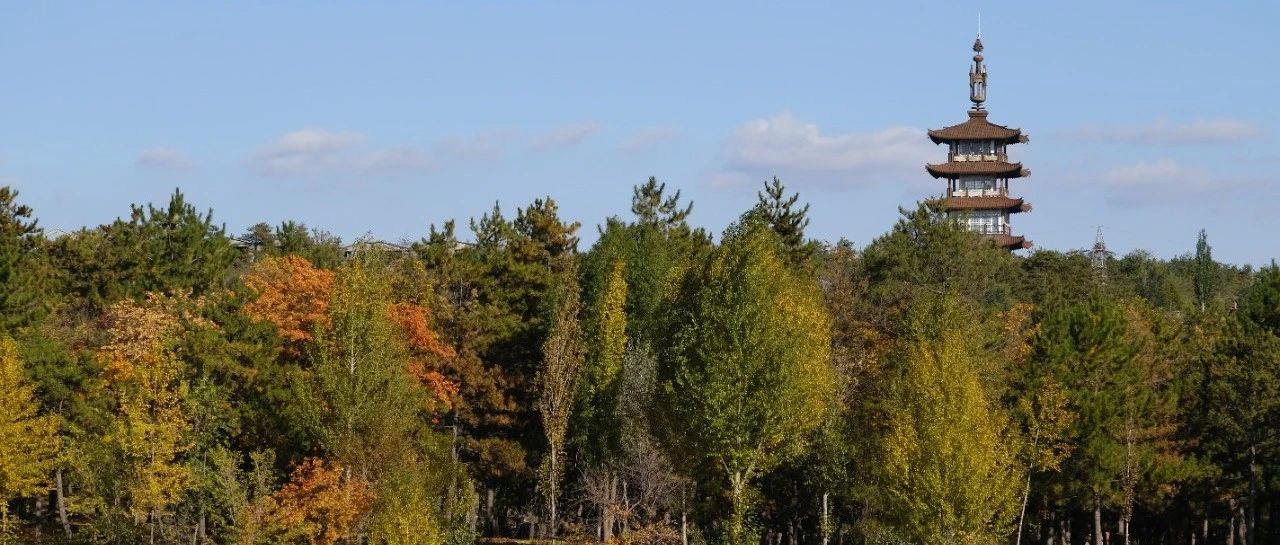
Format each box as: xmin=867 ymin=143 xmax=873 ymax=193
xmin=98 ymin=295 xmax=195 ymax=522
xmin=269 ymin=458 xmax=375 ymax=545
xmin=0 ymin=336 xmax=61 ymax=501
xmin=877 ymin=300 xmax=1022 ymax=545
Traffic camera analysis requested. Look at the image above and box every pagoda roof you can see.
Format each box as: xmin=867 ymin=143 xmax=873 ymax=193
xmin=928 ymin=110 xmax=1026 ymax=144
xmin=946 ymin=196 xmax=1031 ymax=213
xmin=988 ymin=233 xmax=1032 ymax=250
xmin=925 ymin=160 xmax=1027 ymax=179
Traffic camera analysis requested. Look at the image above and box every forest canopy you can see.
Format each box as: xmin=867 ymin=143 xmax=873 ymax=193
xmin=0 ymin=182 xmax=1276 ymax=545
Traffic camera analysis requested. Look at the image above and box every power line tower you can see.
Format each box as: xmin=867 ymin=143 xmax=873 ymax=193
xmin=1087 ymin=226 xmax=1113 ymax=281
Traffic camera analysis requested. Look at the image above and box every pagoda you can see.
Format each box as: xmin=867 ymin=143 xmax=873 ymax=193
xmin=926 ymin=34 xmax=1032 ymax=250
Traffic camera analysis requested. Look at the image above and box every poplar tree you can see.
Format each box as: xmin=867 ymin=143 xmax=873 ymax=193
xmin=658 ymin=220 xmax=834 ymax=543
xmin=874 ymin=296 xmax=1022 ymax=545
xmin=537 ymin=261 xmax=586 ymax=537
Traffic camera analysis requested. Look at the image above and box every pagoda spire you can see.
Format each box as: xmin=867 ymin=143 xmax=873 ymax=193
xmin=969 ymin=30 xmax=987 ymax=110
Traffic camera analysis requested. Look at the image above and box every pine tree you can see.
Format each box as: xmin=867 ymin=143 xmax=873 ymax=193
xmin=631 ymin=176 xmax=693 ymax=233
xmin=0 ymin=187 xmax=50 ymax=331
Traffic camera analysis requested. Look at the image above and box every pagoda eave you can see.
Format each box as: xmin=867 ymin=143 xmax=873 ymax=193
xmin=945 ymin=196 xmax=1032 ymax=214
xmin=925 ymin=161 xmax=1026 ymax=179
xmin=988 ymin=234 xmax=1033 ymax=250
xmin=927 ymin=110 xmax=1025 ymax=144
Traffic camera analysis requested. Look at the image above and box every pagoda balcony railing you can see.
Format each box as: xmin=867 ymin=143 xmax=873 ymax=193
xmin=949 ymin=188 xmax=1007 ymax=198
xmin=948 ymin=153 xmax=1007 ymax=162
xmin=968 ymin=224 xmax=1012 ymax=236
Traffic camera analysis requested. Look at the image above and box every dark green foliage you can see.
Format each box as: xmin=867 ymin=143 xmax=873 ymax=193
xmin=1194 ymin=229 xmax=1217 ymax=312
xmin=749 ymin=177 xmax=818 ymax=266
xmin=49 ymin=189 xmax=238 ymax=311
xmin=862 ymin=201 xmax=1021 ymax=318
xmin=1019 ymin=250 xmax=1100 ymax=308
xmin=0 ymin=188 xmax=52 ymax=331
xmin=239 ymin=220 xmax=344 ymax=269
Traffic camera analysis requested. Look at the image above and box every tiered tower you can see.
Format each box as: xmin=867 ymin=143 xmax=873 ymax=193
xmin=926 ymin=34 xmax=1032 ymax=250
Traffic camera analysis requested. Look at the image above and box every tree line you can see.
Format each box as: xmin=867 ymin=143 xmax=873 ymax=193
xmin=0 ymin=179 xmax=1277 ymax=545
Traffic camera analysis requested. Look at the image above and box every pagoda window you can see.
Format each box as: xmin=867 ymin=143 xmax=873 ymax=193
xmin=956 ymin=140 xmax=997 ymax=161
xmin=962 ymin=209 xmax=1005 ymax=235
xmin=955 ymin=177 xmax=998 ymax=197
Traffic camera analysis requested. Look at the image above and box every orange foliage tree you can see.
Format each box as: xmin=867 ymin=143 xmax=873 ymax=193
xmin=268 ymin=457 xmax=375 ymax=545
xmin=243 ymin=255 xmax=335 ymax=351
xmin=387 ymin=302 xmax=459 ymax=414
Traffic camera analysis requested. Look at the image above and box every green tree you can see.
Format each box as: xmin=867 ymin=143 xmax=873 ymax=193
xmin=0 ymin=188 xmax=51 ymax=332
xmin=632 ymin=176 xmax=693 ymax=234
xmin=1193 ymin=229 xmax=1216 ymax=312
xmin=1030 ymin=297 xmax=1176 ymax=545
xmin=50 ymin=189 xmax=238 ymax=312
xmin=751 ymin=177 xmax=816 ymax=266
xmin=862 ymin=202 xmax=1020 ymax=316
xmin=1204 ymin=270 xmax=1280 ymax=545
xmin=873 ymin=296 xmax=1022 ymax=545
xmin=657 ymin=221 xmax=834 ymax=543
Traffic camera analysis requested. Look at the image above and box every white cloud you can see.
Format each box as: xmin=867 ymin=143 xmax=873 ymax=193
xmin=250 ymin=128 xmax=437 ymax=178
xmin=620 ymin=126 xmax=682 ymax=153
xmin=718 ymin=111 xmax=935 ymax=187
xmin=1101 ymin=159 xmax=1212 ymax=189
xmin=250 ymin=128 xmax=367 ymax=177
xmin=136 ymin=147 xmax=193 ymax=170
xmin=434 ymin=132 xmax=511 ymax=161
xmin=1066 ymin=118 xmax=1265 ymax=145
xmin=1092 ymin=158 xmax=1273 ymax=208
xmin=531 ymin=122 xmax=601 ymax=151
xmin=355 ymin=147 xmax=433 ymax=173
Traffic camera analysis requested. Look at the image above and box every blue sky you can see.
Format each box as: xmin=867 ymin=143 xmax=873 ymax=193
xmin=3 ymin=2 xmax=1277 ymax=265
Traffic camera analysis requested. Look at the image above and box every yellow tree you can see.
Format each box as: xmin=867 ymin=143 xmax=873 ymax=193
xmin=876 ymin=296 xmax=1022 ymax=545
xmin=99 ymin=296 xmax=194 ymax=542
xmin=0 ymin=336 xmax=60 ymax=537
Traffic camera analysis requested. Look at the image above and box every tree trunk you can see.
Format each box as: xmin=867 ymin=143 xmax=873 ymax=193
xmin=681 ymin=509 xmax=688 ymax=545
xmin=548 ymin=449 xmax=558 ymax=538
xmin=622 ymin=477 xmax=630 ymax=534
xmin=1237 ymin=503 xmax=1247 ymax=545
xmin=821 ymin=491 xmax=830 ymax=545
xmin=1228 ymin=503 xmax=1236 ymax=545
xmin=1094 ymin=492 xmax=1104 ymax=545
xmin=1017 ymin=472 xmax=1032 ymax=545
xmin=728 ymin=470 xmax=747 ymax=544
xmin=485 ymin=487 xmax=496 ymax=537
xmin=601 ymin=472 xmax=616 ymax=544
xmin=681 ymin=483 xmax=689 ymax=545
xmin=55 ymin=468 xmax=71 ymax=538
xmin=1247 ymin=444 xmax=1257 ymax=545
